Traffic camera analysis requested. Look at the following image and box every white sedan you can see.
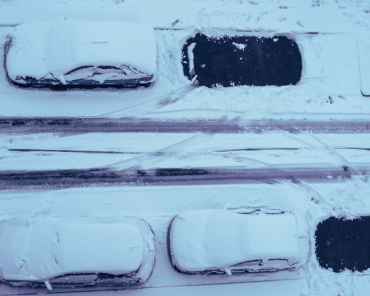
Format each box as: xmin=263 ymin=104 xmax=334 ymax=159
xmin=0 ymin=217 xmax=155 ymax=290
xmin=6 ymin=21 xmax=157 ymax=88
xmin=169 ymin=209 xmax=308 ymax=275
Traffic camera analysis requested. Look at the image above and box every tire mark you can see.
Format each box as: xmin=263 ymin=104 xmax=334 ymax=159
xmin=98 ymin=85 xmax=196 ymax=117
xmin=0 ymin=165 xmax=367 ymax=191
xmin=1 ymin=118 xmax=370 ymax=134
xmin=7 ymin=147 xmax=369 ymax=154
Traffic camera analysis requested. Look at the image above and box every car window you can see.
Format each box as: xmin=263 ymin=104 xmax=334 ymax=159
xmin=64 ymin=66 xmax=94 ymax=76
xmin=182 ymin=34 xmax=302 ymax=88
xmin=230 ymin=259 xmax=262 ymax=268
xmin=95 ymin=66 xmax=121 ymax=75
xmin=97 ymin=66 xmax=121 ymax=70
xmin=50 ymin=273 xmax=97 ymax=284
xmin=265 ymin=259 xmax=289 ymax=269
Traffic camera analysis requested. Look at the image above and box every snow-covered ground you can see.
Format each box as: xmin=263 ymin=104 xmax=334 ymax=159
xmin=0 ymin=0 xmax=370 ymax=118
xmin=1 ymin=26 xmax=369 ymax=117
xmin=1 ymin=0 xmax=370 ymax=295
xmin=0 ymin=131 xmax=369 ymax=295
xmin=1 ymin=180 xmax=370 ymax=295
xmin=1 ymin=132 xmax=369 ymax=170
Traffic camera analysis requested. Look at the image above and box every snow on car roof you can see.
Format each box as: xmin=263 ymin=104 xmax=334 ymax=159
xmin=170 ymin=210 xmax=303 ymax=272
xmin=6 ymin=21 xmax=157 ymax=81
xmin=0 ymin=218 xmax=144 ymax=281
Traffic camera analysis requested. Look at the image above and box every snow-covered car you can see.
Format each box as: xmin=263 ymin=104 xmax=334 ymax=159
xmin=0 ymin=217 xmax=155 ymax=290
xmin=169 ymin=209 xmax=308 ymax=275
xmin=5 ymin=21 xmax=157 ymax=88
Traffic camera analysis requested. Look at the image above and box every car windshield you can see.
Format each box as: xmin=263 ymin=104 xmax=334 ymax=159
xmin=50 ymin=273 xmax=97 ymax=284
xmin=64 ymin=66 xmax=94 ymax=75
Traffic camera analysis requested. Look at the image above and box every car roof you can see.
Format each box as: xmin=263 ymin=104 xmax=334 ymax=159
xmin=0 ymin=218 xmax=144 ymax=281
xmin=6 ymin=21 xmax=157 ymax=81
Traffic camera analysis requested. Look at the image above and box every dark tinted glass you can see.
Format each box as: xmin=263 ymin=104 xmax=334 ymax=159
xmin=316 ymin=216 xmax=370 ymax=272
xmin=182 ymin=34 xmax=302 ymax=88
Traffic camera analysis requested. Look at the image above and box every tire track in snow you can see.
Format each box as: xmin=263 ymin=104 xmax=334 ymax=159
xmin=98 ymin=85 xmax=196 ymax=118
xmin=1 ymin=118 xmax=370 ymax=134
xmin=0 ymin=164 xmax=367 ymax=191
xmin=103 ymin=133 xmax=215 ymax=171
xmin=284 ymin=134 xmax=351 ymax=167
xmin=7 ymin=147 xmax=370 ymax=154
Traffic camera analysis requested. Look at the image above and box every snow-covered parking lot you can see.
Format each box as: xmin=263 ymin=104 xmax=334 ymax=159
xmin=0 ymin=0 xmax=370 ymax=295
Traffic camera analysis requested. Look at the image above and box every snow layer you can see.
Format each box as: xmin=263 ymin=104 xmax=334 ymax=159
xmin=0 ymin=0 xmax=370 ymax=296
xmin=359 ymin=33 xmax=370 ymax=96
xmin=1 ymin=132 xmax=369 ymax=172
xmin=0 ymin=218 xmax=144 ymax=282
xmin=1 ymin=27 xmax=370 ymax=117
xmin=1 ymin=179 xmax=370 ymax=295
xmin=170 ymin=210 xmax=308 ymax=272
xmin=6 ymin=21 xmax=157 ymax=82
